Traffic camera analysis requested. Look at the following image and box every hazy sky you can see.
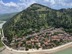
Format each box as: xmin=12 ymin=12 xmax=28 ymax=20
xmin=0 ymin=0 xmax=72 ymax=14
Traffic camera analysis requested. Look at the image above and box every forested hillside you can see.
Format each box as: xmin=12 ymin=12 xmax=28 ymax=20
xmin=3 ymin=3 xmax=72 ymax=42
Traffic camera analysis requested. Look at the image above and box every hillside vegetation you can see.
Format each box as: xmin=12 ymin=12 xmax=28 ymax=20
xmin=3 ymin=3 xmax=72 ymax=42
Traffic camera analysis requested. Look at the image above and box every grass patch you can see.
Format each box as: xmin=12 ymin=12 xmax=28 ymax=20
xmin=54 ymin=47 xmax=72 ymax=54
xmin=0 ymin=39 xmax=3 ymax=47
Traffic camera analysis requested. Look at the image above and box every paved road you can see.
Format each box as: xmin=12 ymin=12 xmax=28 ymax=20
xmin=0 ymin=48 xmax=53 ymax=54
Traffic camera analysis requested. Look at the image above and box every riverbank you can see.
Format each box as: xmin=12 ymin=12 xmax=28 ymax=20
xmin=0 ymin=21 xmax=6 ymax=47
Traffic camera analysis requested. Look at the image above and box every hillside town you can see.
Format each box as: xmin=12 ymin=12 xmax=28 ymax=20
xmin=0 ymin=0 xmax=72 ymax=54
xmin=3 ymin=28 xmax=72 ymax=51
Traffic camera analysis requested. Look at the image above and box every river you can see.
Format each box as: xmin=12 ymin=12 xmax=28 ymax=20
xmin=0 ymin=21 xmax=6 ymax=29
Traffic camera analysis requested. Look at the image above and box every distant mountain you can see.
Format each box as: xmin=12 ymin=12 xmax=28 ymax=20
xmin=3 ymin=3 xmax=72 ymax=42
xmin=0 ymin=13 xmax=17 ymax=21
